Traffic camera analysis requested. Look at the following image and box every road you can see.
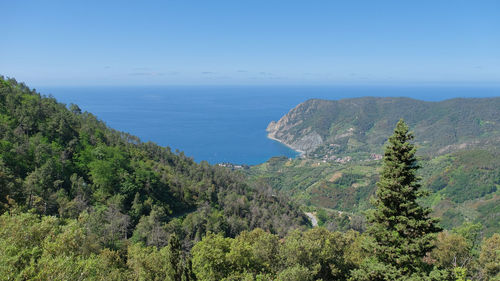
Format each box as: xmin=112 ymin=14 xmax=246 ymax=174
xmin=305 ymin=212 xmax=318 ymax=227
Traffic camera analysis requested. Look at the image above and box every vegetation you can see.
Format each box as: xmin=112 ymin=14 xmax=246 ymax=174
xmin=261 ymin=98 xmax=500 ymax=234
xmin=267 ymin=97 xmax=500 ymax=157
xmin=351 ymin=120 xmax=442 ymax=280
xmin=0 ymin=77 xmax=499 ymax=280
xmin=0 ymin=76 xmax=308 ymax=249
xmin=247 ymin=149 xmax=500 ymax=235
xmin=2 ymin=208 xmax=499 ymax=280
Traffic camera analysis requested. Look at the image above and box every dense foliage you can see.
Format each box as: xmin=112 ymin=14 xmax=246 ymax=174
xmin=0 ymin=77 xmax=499 ymax=280
xmin=259 ymin=96 xmax=500 ymax=235
xmin=0 ymin=76 xmax=308 ymax=251
xmin=248 ymin=149 xmax=500 ymax=235
xmin=2 ymin=209 xmax=499 ymax=280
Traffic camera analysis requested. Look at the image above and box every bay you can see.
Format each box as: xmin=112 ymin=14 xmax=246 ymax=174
xmin=39 ymin=85 xmax=500 ymax=165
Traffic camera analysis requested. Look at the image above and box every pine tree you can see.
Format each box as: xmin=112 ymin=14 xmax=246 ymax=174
xmin=351 ymin=119 xmax=443 ymax=281
xmin=167 ymin=234 xmax=183 ymax=281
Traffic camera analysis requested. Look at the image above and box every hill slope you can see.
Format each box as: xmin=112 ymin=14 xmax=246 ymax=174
xmin=0 ymin=76 xmax=308 ymax=249
xmin=258 ymin=97 xmax=500 ymax=235
xmin=267 ymin=97 xmax=500 ymax=158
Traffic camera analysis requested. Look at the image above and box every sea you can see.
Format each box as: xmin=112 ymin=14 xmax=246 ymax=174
xmin=39 ymin=85 xmax=500 ymax=165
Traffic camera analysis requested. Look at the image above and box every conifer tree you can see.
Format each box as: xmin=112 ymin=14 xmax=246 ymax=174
xmin=351 ymin=119 xmax=444 ymax=281
xmin=167 ymin=234 xmax=183 ymax=281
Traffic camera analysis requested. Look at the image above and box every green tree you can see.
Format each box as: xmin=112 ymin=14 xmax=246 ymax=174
xmin=479 ymin=234 xmax=500 ymax=280
xmin=131 ymin=205 xmax=168 ymax=247
xmin=191 ymin=232 xmax=232 ymax=281
xmin=226 ymin=228 xmax=280 ymax=277
xmin=431 ymin=231 xmax=470 ymax=270
xmin=280 ymin=228 xmax=356 ymax=280
xmin=167 ymin=234 xmax=183 ymax=281
xmin=351 ymin=120 xmax=443 ymax=280
xmin=276 ymin=265 xmax=314 ymax=281
xmin=127 ymin=243 xmax=173 ymax=281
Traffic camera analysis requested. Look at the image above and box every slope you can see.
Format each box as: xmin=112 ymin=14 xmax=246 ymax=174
xmin=0 ymin=76 xmax=308 ymax=249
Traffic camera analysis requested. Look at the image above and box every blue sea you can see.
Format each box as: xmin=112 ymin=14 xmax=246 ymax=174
xmin=39 ymin=85 xmax=500 ymax=165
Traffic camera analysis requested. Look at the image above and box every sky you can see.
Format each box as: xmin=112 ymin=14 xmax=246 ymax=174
xmin=1 ymin=0 xmax=499 ymax=86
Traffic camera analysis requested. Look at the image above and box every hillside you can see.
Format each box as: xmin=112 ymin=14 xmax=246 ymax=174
xmin=257 ymin=97 xmax=500 ymax=235
xmin=1 ymin=78 xmax=498 ymax=280
xmin=248 ymin=149 xmax=500 ymax=235
xmin=0 ymin=76 xmax=308 ymax=249
xmin=267 ymin=97 xmax=500 ymax=158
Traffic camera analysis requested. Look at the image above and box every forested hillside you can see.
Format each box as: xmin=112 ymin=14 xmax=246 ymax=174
xmin=1 ymin=77 xmax=499 ymax=280
xmin=0 ymin=76 xmax=307 ymax=248
xmin=267 ymin=97 xmax=500 ymax=157
xmin=257 ymin=97 xmax=500 ymax=235
xmin=248 ymin=149 xmax=500 ymax=235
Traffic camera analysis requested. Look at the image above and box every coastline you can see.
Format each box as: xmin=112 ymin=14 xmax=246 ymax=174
xmin=267 ymin=134 xmax=305 ymax=156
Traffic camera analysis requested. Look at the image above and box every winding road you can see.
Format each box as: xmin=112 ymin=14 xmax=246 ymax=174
xmin=305 ymin=212 xmax=318 ymax=227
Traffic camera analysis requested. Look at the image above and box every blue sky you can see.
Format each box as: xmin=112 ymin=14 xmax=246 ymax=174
xmin=2 ymin=0 xmax=499 ymax=86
